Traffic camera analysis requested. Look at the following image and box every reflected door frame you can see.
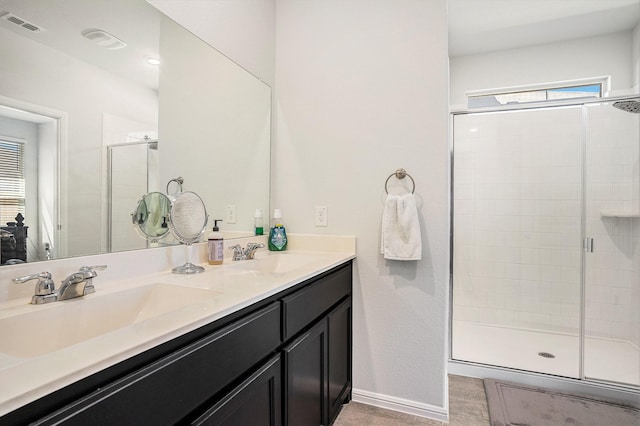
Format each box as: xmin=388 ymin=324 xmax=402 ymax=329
xmin=0 ymin=95 xmax=66 ymax=261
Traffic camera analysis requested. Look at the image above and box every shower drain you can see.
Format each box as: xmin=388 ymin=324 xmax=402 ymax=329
xmin=538 ymin=352 xmax=556 ymax=359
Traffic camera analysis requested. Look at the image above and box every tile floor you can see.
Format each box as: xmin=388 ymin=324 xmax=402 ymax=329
xmin=334 ymin=375 xmax=490 ymax=425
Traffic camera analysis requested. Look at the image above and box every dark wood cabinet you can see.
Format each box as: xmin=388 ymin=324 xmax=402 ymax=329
xmin=327 ymin=298 xmax=352 ymax=424
xmin=284 ymin=319 xmax=328 ymax=426
xmin=33 ymin=302 xmax=282 ymax=426
xmin=283 ymin=294 xmax=353 ymax=426
xmin=192 ymin=355 xmax=282 ymax=426
xmin=2 ymin=261 xmax=352 ymax=426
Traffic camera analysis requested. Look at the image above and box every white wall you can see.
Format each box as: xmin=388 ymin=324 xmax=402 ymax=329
xmin=149 ymin=0 xmax=276 ymax=86
xmin=450 ymin=31 xmax=635 ymax=107
xmin=275 ymin=0 xmax=450 ymax=417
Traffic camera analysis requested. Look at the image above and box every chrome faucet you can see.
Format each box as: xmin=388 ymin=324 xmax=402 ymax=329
xmin=228 ymin=243 xmax=265 ymax=261
xmin=13 ymin=272 xmax=57 ymax=304
xmin=58 ymin=265 xmax=107 ymax=301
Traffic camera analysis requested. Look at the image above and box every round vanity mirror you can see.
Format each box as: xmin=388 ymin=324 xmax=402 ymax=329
xmin=132 ymin=192 xmax=171 ymax=241
xmin=169 ymin=191 xmax=208 ymax=274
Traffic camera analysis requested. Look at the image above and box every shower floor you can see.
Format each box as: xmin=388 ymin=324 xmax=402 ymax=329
xmin=452 ymin=321 xmax=640 ymax=387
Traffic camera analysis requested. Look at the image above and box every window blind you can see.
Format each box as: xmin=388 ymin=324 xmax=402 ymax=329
xmin=0 ymin=140 xmax=25 ymax=225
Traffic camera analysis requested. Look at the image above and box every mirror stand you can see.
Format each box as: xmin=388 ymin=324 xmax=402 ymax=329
xmin=172 ymin=243 xmax=204 ymax=274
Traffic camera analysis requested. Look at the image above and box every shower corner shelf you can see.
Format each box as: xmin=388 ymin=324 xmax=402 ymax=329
xmin=600 ymin=210 xmax=640 ymax=218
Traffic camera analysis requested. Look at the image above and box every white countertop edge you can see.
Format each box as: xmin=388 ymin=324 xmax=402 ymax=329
xmin=0 ymin=247 xmax=355 ymax=417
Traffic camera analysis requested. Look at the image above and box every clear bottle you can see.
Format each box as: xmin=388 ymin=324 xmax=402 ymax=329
xmin=254 ymin=208 xmax=264 ymax=236
xmin=268 ymin=209 xmax=287 ymax=251
xmin=208 ymin=219 xmax=224 ymax=265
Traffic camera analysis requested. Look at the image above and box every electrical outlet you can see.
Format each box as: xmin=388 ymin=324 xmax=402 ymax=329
xmin=226 ymin=204 xmax=237 ymax=224
xmin=315 ymin=206 xmax=328 ymax=227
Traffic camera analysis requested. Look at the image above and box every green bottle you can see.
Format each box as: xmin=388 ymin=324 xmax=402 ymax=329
xmin=268 ymin=209 xmax=287 ymax=251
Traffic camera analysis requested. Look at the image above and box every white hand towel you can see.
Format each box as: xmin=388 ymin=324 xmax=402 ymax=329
xmin=381 ymin=193 xmax=422 ymax=260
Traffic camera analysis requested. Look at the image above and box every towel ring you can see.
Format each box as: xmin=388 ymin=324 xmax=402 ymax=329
xmin=385 ymin=168 xmax=415 ymax=194
xmin=166 ymin=176 xmax=184 ymax=196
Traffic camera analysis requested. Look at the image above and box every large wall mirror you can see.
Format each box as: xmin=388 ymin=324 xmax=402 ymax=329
xmin=0 ymin=0 xmax=271 ymax=264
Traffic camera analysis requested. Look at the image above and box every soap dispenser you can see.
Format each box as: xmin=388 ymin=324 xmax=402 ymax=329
xmin=208 ymin=219 xmax=224 ymax=265
xmin=268 ymin=209 xmax=287 ymax=251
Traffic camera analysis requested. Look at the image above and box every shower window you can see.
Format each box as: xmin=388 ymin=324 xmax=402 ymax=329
xmin=467 ymin=79 xmax=605 ymax=108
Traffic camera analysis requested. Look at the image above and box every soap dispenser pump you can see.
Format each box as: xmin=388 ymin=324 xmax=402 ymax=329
xmin=208 ymin=219 xmax=224 ymax=265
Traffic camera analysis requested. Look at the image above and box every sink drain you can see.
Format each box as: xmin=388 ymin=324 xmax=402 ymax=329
xmin=538 ymin=352 xmax=555 ymax=359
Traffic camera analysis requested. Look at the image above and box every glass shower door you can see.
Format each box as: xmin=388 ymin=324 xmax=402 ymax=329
xmin=583 ymin=99 xmax=640 ymax=387
xmin=452 ymin=106 xmax=584 ymax=377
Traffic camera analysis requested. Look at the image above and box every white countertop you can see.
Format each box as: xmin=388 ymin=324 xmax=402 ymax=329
xmin=0 ymin=241 xmax=355 ymax=417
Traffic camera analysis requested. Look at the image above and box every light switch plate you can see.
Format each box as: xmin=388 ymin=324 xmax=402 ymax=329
xmin=315 ymin=205 xmax=328 ymax=227
xmin=226 ymin=204 xmax=237 ymax=224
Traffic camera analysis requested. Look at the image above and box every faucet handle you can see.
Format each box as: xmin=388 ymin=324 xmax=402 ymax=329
xmin=13 ymin=272 xmax=57 ymax=304
xmin=80 ymin=265 xmax=107 ymax=272
xmin=244 ymin=242 xmax=265 ymax=259
xmin=79 ymin=265 xmax=107 ymax=277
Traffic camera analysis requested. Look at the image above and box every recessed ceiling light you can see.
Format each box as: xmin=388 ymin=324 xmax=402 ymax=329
xmin=146 ymin=57 xmax=160 ymax=66
xmin=82 ymin=29 xmax=127 ymax=50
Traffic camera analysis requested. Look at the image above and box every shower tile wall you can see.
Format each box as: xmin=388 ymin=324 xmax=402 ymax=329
xmin=585 ymin=105 xmax=640 ymax=348
xmin=453 ymin=107 xmax=583 ymax=334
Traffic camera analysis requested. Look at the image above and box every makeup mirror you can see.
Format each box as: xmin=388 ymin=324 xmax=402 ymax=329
xmin=169 ymin=191 xmax=208 ymax=274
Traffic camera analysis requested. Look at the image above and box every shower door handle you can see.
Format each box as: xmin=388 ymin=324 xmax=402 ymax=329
xmin=583 ymin=237 xmax=594 ymax=253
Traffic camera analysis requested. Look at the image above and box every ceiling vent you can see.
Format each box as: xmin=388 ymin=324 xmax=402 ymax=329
xmin=0 ymin=12 xmax=45 ymax=33
xmin=82 ymin=29 xmax=127 ymax=50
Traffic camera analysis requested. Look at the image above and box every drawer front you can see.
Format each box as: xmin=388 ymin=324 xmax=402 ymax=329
xmin=282 ymin=263 xmax=351 ymax=341
xmin=35 ymin=302 xmax=281 ymax=426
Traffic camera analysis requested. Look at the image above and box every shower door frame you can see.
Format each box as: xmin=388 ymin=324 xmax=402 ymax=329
xmin=448 ymin=94 xmax=640 ymax=403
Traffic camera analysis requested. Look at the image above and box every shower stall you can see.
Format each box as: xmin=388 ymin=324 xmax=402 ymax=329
xmin=107 ymin=140 xmax=159 ymax=253
xmin=450 ymin=96 xmax=640 ymax=391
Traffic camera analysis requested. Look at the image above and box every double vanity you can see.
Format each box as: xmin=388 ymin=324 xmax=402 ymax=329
xmin=0 ymin=235 xmax=355 ymax=425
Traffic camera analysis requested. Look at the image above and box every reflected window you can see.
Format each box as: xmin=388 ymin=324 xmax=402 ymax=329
xmin=0 ymin=139 xmax=25 ymax=225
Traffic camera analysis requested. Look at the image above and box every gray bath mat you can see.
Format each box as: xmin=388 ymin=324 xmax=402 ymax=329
xmin=483 ymin=379 xmax=640 ymax=426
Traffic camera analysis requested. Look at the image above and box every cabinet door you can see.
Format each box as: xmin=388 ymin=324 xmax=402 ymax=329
xmin=283 ymin=319 xmax=328 ymax=426
xmin=327 ymin=297 xmax=352 ymax=424
xmin=192 ymin=355 xmax=281 ymax=426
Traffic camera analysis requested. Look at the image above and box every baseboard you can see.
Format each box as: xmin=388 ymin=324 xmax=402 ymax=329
xmin=351 ymin=388 xmax=448 ymax=422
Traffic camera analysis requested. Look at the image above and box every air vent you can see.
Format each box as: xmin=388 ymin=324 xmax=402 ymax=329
xmin=82 ymin=29 xmax=127 ymax=50
xmin=0 ymin=12 xmax=45 ymax=33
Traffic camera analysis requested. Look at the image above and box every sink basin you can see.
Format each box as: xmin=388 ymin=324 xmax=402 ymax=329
xmin=0 ymin=284 xmax=218 ymax=358
xmin=228 ymin=253 xmax=320 ymax=274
